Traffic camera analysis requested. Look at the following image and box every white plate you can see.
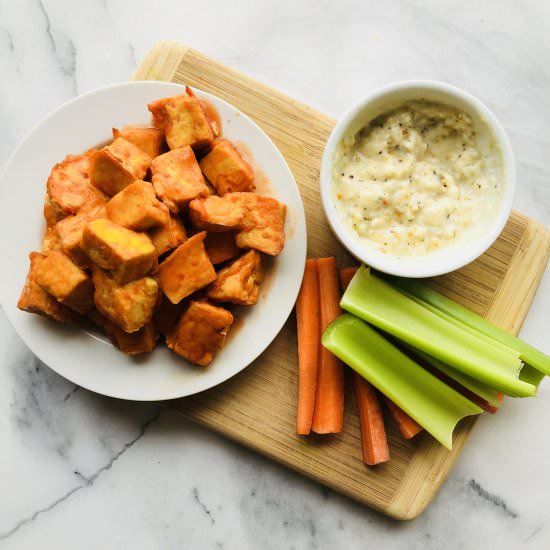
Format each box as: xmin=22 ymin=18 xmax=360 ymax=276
xmin=0 ymin=81 xmax=306 ymax=401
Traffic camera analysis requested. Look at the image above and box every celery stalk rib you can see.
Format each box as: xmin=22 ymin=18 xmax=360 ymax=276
xmin=388 ymin=275 xmax=550 ymax=377
xmin=520 ymin=364 xmax=546 ymax=386
xmin=406 ymin=346 xmax=503 ymax=406
xmin=322 ymin=314 xmax=482 ymax=450
xmin=397 ymin=287 xmax=522 ymax=361
xmin=341 ymin=267 xmax=535 ymax=397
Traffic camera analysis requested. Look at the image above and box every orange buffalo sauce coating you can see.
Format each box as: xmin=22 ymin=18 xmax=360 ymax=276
xmin=157 ymin=232 xmax=216 ymax=304
xmin=19 ymin=91 xmax=289 ymax=365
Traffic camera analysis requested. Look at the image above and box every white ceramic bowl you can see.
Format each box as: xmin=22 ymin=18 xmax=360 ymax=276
xmin=320 ymin=80 xmax=516 ymax=278
xmin=0 ymin=81 xmax=307 ymax=401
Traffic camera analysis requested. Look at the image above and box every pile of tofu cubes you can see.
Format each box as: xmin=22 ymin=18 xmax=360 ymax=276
xmin=18 ymin=87 xmax=286 ymax=367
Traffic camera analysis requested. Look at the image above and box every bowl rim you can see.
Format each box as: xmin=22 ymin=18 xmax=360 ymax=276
xmin=320 ymin=79 xmax=516 ymax=278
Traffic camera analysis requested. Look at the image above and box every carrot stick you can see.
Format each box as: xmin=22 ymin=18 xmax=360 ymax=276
xmin=443 ymin=374 xmax=501 ymax=414
xmin=296 ymin=259 xmax=320 ymax=435
xmin=466 ymin=392 xmax=500 ymax=414
xmin=353 ymin=372 xmax=390 ymax=465
xmin=339 ymin=266 xmax=358 ymax=291
xmin=340 ymin=266 xmax=389 ymax=463
xmin=429 ymin=365 xmax=503 ymax=414
xmin=384 ymin=397 xmax=423 ymax=439
xmin=311 ymin=257 xmax=344 ymax=434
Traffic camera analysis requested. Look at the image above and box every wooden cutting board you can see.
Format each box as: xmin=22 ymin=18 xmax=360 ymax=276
xmin=134 ymin=42 xmax=550 ymax=519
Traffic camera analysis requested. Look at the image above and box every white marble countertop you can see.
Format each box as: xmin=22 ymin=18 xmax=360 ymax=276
xmin=1 ymin=1 xmax=550 ymax=548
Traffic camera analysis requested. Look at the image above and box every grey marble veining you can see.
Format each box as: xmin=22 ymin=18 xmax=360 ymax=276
xmin=1 ymin=0 xmax=550 ymax=548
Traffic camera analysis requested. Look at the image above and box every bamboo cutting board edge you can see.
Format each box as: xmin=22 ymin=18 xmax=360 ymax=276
xmin=134 ymin=42 xmax=550 ymax=520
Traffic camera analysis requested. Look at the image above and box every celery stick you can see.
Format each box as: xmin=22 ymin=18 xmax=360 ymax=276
xmin=388 ymin=278 xmax=543 ymax=392
xmin=520 ymin=364 xmax=546 ymax=386
xmin=322 ymin=314 xmax=482 ymax=449
xmin=341 ymin=267 xmax=535 ymax=397
xmin=397 ymin=287 xmax=522 ymax=361
xmin=388 ymin=275 xmax=550 ymax=377
xmin=406 ymin=346 xmax=503 ymax=406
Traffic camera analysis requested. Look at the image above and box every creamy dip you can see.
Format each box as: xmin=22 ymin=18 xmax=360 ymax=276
xmin=332 ymin=100 xmax=505 ymax=256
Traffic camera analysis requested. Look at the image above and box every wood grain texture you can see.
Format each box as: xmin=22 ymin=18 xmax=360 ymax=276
xmin=135 ymin=42 xmax=550 ymax=519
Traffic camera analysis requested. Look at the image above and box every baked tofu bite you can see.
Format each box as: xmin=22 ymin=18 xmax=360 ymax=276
xmin=90 ymin=137 xmax=151 ymax=196
xmin=152 ymin=295 xmax=186 ymax=338
xmin=151 ymin=147 xmax=209 ymax=213
xmin=112 ymin=126 xmax=164 ymax=159
xmin=199 ymin=139 xmax=254 ymax=196
xmin=157 ymin=231 xmax=216 ymax=304
xmin=166 ymin=301 xmax=234 ymax=366
xmin=46 ymin=154 xmax=106 ymax=221
xmin=81 ymin=218 xmax=155 ymax=284
xmin=86 ymin=307 xmax=110 ymax=330
xmin=56 ymin=204 xmax=106 ymax=267
xmin=198 ymin=99 xmax=221 ymax=138
xmin=232 ymin=193 xmax=287 ymax=256
xmin=204 ymin=231 xmax=240 ymax=265
xmin=56 ymin=215 xmax=88 ymax=267
xmin=148 ymin=88 xmax=214 ymax=151
xmin=92 ymin=267 xmax=158 ymax=333
xmin=107 ymin=322 xmax=158 ymax=355
xmin=44 ymin=195 xmax=59 ymax=227
xmin=17 ymin=252 xmax=76 ymax=322
xmin=106 ymin=180 xmax=165 ymax=231
xmin=33 ymin=250 xmax=94 ymax=314
xmin=207 ymin=250 xmax=263 ymax=305
xmin=42 ymin=226 xmax=62 ymax=254
xmin=148 ymin=205 xmax=187 ymax=257
xmin=189 ymin=195 xmax=245 ymax=232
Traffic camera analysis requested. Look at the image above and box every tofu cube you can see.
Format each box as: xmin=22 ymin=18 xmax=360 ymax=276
xmin=81 ymin=218 xmax=155 ymax=284
xmin=152 ymin=295 xmax=186 ymax=338
xmin=33 ymin=250 xmax=93 ymax=314
xmin=17 ymin=252 xmax=76 ymax=322
xmin=88 ymin=306 xmax=158 ymax=356
xmin=148 ymin=88 xmax=214 ymax=151
xmin=43 ymin=195 xmax=59 ymax=227
xmin=56 ymin=215 xmax=88 ymax=266
xmin=56 ymin=204 xmax=106 ymax=267
xmin=46 ymin=154 xmax=106 ymax=220
xmin=157 ymin=231 xmax=216 ymax=304
xmin=112 ymin=126 xmax=164 ymax=159
xmin=93 ymin=267 xmax=158 ymax=333
xmin=90 ymin=137 xmax=151 ymax=196
xmin=207 ymin=250 xmax=263 ymax=305
xmin=86 ymin=307 xmax=110 ymax=329
xmin=189 ymin=195 xmax=245 ymax=232
xmin=106 ymin=180 xmax=165 ymax=230
xmin=232 ymin=193 xmax=287 ymax=256
xmin=198 ymin=99 xmax=221 ymax=138
xmin=151 ymin=147 xmax=208 ymax=213
xmin=148 ymin=205 xmax=187 ymax=257
xmin=199 ymin=139 xmax=254 ymax=195
xmin=42 ymin=226 xmax=62 ymax=254
xmin=166 ymin=301 xmax=233 ymax=366
xmin=204 ymin=231 xmax=240 ymax=265
xmin=107 ymin=322 xmax=158 ymax=355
